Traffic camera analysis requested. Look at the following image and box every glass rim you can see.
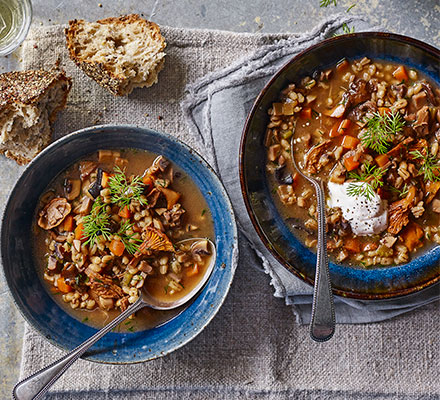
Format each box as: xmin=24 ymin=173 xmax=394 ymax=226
xmin=0 ymin=0 xmax=33 ymax=57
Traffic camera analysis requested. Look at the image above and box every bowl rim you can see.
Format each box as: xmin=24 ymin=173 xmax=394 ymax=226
xmin=239 ymin=31 xmax=440 ymax=300
xmin=1 ymin=124 xmax=239 ymax=364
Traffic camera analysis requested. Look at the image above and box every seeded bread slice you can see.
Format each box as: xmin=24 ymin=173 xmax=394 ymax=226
xmin=65 ymin=14 xmax=166 ymax=96
xmin=0 ymin=68 xmax=72 ymax=165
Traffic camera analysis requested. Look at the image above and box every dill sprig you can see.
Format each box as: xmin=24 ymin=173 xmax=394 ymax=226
xmin=360 ymin=111 xmax=405 ymax=154
xmin=409 ymin=150 xmax=440 ymax=182
xmin=320 ymin=0 xmax=337 ymax=6
xmin=389 ymin=183 xmax=409 ymax=199
xmin=347 ymin=163 xmax=387 ymax=201
xmin=333 ymin=23 xmax=355 ymax=36
xmin=108 ymin=166 xmax=147 ymax=207
xmin=83 ymin=197 xmax=111 ymax=246
xmin=116 ymin=221 xmax=143 ymax=255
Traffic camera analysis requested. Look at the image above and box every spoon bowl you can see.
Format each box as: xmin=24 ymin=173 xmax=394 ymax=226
xmin=13 ymin=238 xmax=216 ymax=400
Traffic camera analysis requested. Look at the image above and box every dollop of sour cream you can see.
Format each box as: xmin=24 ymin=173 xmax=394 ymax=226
xmin=327 ymin=182 xmax=388 ymax=236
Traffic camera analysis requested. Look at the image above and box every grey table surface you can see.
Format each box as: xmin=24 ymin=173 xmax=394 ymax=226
xmin=0 ymin=0 xmax=439 ymax=398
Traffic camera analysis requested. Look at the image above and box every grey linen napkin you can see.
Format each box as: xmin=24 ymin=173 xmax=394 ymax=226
xmin=14 ymin=17 xmax=440 ymax=400
xmin=181 ymin=14 xmax=440 ymax=324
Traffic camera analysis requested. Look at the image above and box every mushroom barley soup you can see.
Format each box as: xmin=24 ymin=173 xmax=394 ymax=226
xmin=265 ymin=58 xmax=440 ymax=267
xmin=34 ymin=149 xmax=214 ymax=331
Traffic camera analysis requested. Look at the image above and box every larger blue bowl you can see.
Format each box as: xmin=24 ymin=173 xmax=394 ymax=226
xmin=240 ymin=32 xmax=440 ymax=299
xmin=1 ymin=125 xmax=238 ymax=363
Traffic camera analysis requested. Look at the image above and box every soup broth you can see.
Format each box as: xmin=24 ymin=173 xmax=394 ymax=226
xmin=265 ymin=58 xmax=440 ymax=267
xmin=33 ymin=149 xmax=214 ymax=331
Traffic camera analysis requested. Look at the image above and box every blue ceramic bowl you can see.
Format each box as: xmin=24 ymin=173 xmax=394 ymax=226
xmin=1 ymin=125 xmax=238 ymax=363
xmin=240 ymin=32 xmax=440 ymax=299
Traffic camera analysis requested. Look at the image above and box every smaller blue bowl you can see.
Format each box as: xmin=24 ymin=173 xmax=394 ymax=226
xmin=1 ymin=125 xmax=238 ymax=363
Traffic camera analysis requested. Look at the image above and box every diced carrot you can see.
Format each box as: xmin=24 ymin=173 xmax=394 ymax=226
xmin=392 ymin=65 xmax=409 ymax=82
xmin=101 ymin=171 xmax=109 ymax=188
xmin=109 ymin=239 xmax=125 ymax=257
xmin=63 ymin=215 xmax=74 ymax=232
xmin=329 ymin=119 xmax=343 ymax=138
xmin=378 ymin=107 xmax=391 ymax=115
xmin=338 ymin=119 xmax=351 ymax=135
xmin=142 ymin=174 xmax=154 ymax=191
xmin=57 ymin=277 xmax=73 ymax=293
xmin=345 ymin=237 xmax=361 ymax=253
xmin=341 ymin=135 xmax=360 ymax=150
xmin=133 ymin=224 xmax=142 ymax=233
xmin=387 ymin=143 xmax=403 ymax=158
xmin=74 ymin=223 xmax=85 ymax=241
xmin=375 ymin=154 xmax=389 ymax=168
xmin=300 ymin=107 xmax=312 ymax=119
xmin=344 ymin=156 xmax=360 ymax=172
xmin=401 ymin=222 xmax=424 ymax=252
xmin=336 ymin=59 xmax=349 ymax=73
xmin=292 ymin=172 xmax=300 ymax=188
xmin=118 ymin=205 xmax=131 ymax=219
xmin=186 ymin=264 xmax=199 ymax=277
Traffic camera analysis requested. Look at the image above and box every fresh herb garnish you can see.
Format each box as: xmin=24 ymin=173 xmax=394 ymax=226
xmin=83 ymin=197 xmax=111 ymax=246
xmin=320 ymin=0 xmax=337 ymax=6
xmin=347 ymin=162 xmax=387 ymax=200
xmin=201 ymin=209 xmax=206 ymax=216
xmin=360 ymin=111 xmax=405 ymax=154
xmin=116 ymin=221 xmax=142 ymax=255
xmin=409 ymin=150 xmax=440 ymax=182
xmin=333 ymin=23 xmax=355 ymax=36
xmin=82 ymin=317 xmax=89 ymax=322
xmin=108 ymin=166 xmax=147 ymax=207
xmin=346 ymin=4 xmax=356 ymax=12
xmin=389 ymin=183 xmax=409 ymax=198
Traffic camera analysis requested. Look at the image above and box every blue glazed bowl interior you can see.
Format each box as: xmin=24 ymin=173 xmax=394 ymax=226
xmin=1 ymin=125 xmax=237 ymax=363
xmin=241 ymin=33 xmax=440 ymax=299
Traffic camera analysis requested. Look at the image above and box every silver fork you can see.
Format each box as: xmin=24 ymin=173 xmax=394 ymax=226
xmin=290 ymin=138 xmax=335 ymax=342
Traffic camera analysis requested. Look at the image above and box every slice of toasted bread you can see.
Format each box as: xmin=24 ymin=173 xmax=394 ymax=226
xmin=0 ymin=67 xmax=71 ymax=165
xmin=65 ymin=14 xmax=166 ymax=96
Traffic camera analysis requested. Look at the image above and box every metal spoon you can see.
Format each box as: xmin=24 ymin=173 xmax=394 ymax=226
xmin=290 ymin=138 xmax=335 ymax=342
xmin=13 ymin=238 xmax=216 ymax=400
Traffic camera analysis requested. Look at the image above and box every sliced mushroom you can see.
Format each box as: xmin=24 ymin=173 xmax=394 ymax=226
xmin=38 ymin=198 xmax=71 ymax=230
xmin=159 ymin=187 xmax=181 ymax=210
xmin=79 ymin=161 xmax=97 ymax=180
xmin=191 ymin=239 xmax=211 ymax=255
xmin=153 ymin=155 xmax=170 ymax=172
xmin=79 ymin=197 xmax=93 ymax=215
xmin=47 ymin=256 xmax=60 ymax=271
xmin=64 ymin=179 xmax=81 ymax=201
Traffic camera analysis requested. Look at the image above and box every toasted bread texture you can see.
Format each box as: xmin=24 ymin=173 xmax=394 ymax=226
xmin=65 ymin=14 xmax=166 ymax=96
xmin=0 ymin=68 xmax=71 ymax=165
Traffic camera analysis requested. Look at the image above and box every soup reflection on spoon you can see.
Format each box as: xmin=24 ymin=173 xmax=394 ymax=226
xmin=13 ymin=238 xmax=216 ymax=400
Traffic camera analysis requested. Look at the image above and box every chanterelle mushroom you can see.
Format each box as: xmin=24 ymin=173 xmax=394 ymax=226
xmin=38 ymin=197 xmax=71 ymax=230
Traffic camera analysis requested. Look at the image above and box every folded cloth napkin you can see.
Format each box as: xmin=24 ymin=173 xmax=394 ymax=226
xmin=15 ymin=16 xmax=440 ymax=400
xmin=181 ymin=14 xmax=440 ymax=324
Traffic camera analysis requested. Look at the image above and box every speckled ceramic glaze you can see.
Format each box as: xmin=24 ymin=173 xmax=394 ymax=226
xmin=1 ymin=125 xmax=238 ymax=363
xmin=240 ymin=32 xmax=440 ymax=299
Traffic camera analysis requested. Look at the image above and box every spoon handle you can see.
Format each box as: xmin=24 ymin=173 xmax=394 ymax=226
xmin=13 ymin=299 xmax=145 ymax=400
xmin=309 ymin=179 xmax=335 ymax=342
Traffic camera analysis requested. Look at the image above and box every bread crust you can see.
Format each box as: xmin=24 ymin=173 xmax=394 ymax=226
xmin=0 ymin=68 xmax=72 ymax=165
xmin=65 ymin=14 xmax=166 ymax=96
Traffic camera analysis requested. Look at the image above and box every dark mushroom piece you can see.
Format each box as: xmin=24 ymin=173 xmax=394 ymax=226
xmin=274 ymin=165 xmax=294 ymax=185
xmin=88 ymin=168 xmax=103 ymax=198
